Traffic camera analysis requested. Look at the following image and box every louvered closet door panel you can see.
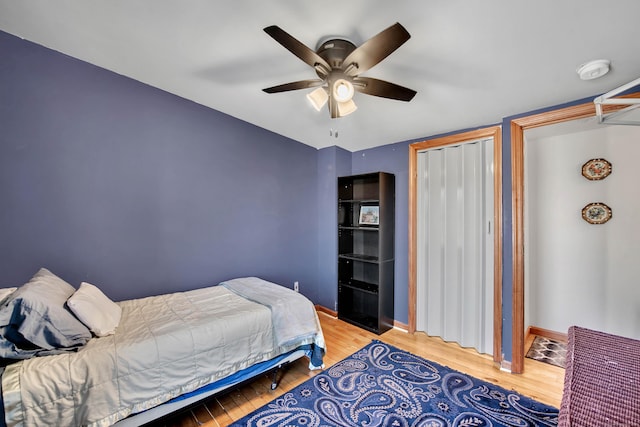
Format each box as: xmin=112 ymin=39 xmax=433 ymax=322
xmin=459 ymin=142 xmax=483 ymax=348
xmin=416 ymin=139 xmax=493 ymax=354
xmin=442 ymin=146 xmax=462 ymax=343
xmin=424 ymin=149 xmax=443 ymax=337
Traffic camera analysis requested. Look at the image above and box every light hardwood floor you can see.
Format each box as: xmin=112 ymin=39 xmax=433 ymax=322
xmin=147 ymin=312 xmax=564 ymax=427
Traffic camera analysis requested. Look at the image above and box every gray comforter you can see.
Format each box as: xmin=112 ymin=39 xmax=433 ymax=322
xmin=2 ymin=280 xmax=325 ymax=426
xmin=222 ymin=277 xmax=324 ymax=357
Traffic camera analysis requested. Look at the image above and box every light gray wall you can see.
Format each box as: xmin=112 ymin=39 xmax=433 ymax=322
xmin=525 ymin=123 xmax=640 ymax=339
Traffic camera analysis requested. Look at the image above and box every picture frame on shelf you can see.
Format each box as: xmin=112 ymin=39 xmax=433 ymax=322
xmin=358 ymin=205 xmax=379 ymax=226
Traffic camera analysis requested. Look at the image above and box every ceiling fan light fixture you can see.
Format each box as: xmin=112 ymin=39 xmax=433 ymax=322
xmin=333 ymin=79 xmax=355 ymax=103
xmin=263 ymin=23 xmax=416 ymax=119
xmin=307 ymin=87 xmax=329 ymax=111
xmin=337 ymin=99 xmax=358 ymax=117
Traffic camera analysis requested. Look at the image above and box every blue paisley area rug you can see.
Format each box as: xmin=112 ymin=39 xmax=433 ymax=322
xmin=229 ymin=340 xmax=558 ymax=427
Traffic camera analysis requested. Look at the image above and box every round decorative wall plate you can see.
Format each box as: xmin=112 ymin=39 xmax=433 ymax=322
xmin=582 ymin=202 xmax=612 ymax=224
xmin=581 ymin=158 xmax=612 ymax=180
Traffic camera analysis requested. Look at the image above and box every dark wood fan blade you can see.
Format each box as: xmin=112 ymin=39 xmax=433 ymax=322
xmin=342 ymin=23 xmax=410 ymax=76
xmin=353 ymin=77 xmax=416 ymax=101
xmin=262 ymin=79 xmax=324 ymax=93
xmin=264 ymin=26 xmax=332 ymax=75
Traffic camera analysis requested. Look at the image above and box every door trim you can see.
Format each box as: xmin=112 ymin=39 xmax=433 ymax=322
xmin=409 ymin=126 xmax=502 ymax=365
xmin=509 ymin=93 xmax=639 ymax=373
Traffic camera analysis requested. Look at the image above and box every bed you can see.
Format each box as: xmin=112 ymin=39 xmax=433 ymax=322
xmin=0 ymin=269 xmax=325 ymax=427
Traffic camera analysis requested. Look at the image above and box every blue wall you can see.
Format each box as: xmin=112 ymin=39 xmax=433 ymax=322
xmin=0 ymin=31 xmax=319 ymax=301
xmin=351 ymin=142 xmax=411 ymax=323
xmin=315 ymin=146 xmax=351 ymax=309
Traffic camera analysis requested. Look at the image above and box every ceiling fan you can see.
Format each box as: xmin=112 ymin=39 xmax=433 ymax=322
xmin=262 ymin=23 xmax=417 ymax=118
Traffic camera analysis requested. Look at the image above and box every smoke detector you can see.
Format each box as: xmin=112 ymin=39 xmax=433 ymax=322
xmin=577 ymin=59 xmax=610 ymax=80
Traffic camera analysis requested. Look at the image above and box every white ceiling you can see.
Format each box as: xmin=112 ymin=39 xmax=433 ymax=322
xmin=1 ymin=1 xmax=639 ymax=152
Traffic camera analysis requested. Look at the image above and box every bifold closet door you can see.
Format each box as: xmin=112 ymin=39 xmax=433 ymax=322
xmin=416 ymin=139 xmax=494 ymax=354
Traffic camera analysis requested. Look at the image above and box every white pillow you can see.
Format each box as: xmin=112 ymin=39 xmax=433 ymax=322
xmin=67 ymin=282 xmax=122 ymax=337
xmin=0 ymin=287 xmax=17 ymax=305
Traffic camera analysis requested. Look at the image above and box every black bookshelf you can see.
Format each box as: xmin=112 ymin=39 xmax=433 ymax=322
xmin=337 ymin=172 xmax=394 ymax=334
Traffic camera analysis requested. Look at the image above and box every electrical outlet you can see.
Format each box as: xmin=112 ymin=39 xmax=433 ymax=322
xmin=294 ymin=281 xmax=299 ymax=292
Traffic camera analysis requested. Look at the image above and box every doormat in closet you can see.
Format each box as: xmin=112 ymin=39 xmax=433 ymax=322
xmin=526 ymin=336 xmax=567 ymax=368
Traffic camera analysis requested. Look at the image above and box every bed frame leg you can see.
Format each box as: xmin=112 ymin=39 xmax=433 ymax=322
xmin=270 ymin=365 xmax=282 ymax=390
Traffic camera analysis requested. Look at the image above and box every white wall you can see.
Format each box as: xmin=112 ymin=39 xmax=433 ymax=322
xmin=524 ymin=123 xmax=640 ymax=340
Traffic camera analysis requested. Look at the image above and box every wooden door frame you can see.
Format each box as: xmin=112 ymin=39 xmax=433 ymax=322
xmin=408 ymin=125 xmax=503 ymax=366
xmin=509 ymin=93 xmax=638 ymax=373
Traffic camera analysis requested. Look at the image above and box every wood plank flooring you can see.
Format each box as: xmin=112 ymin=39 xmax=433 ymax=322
xmin=147 ymin=312 xmax=564 ymax=427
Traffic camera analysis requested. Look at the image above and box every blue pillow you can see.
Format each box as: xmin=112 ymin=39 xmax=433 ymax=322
xmin=0 ymin=268 xmax=91 ymax=360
